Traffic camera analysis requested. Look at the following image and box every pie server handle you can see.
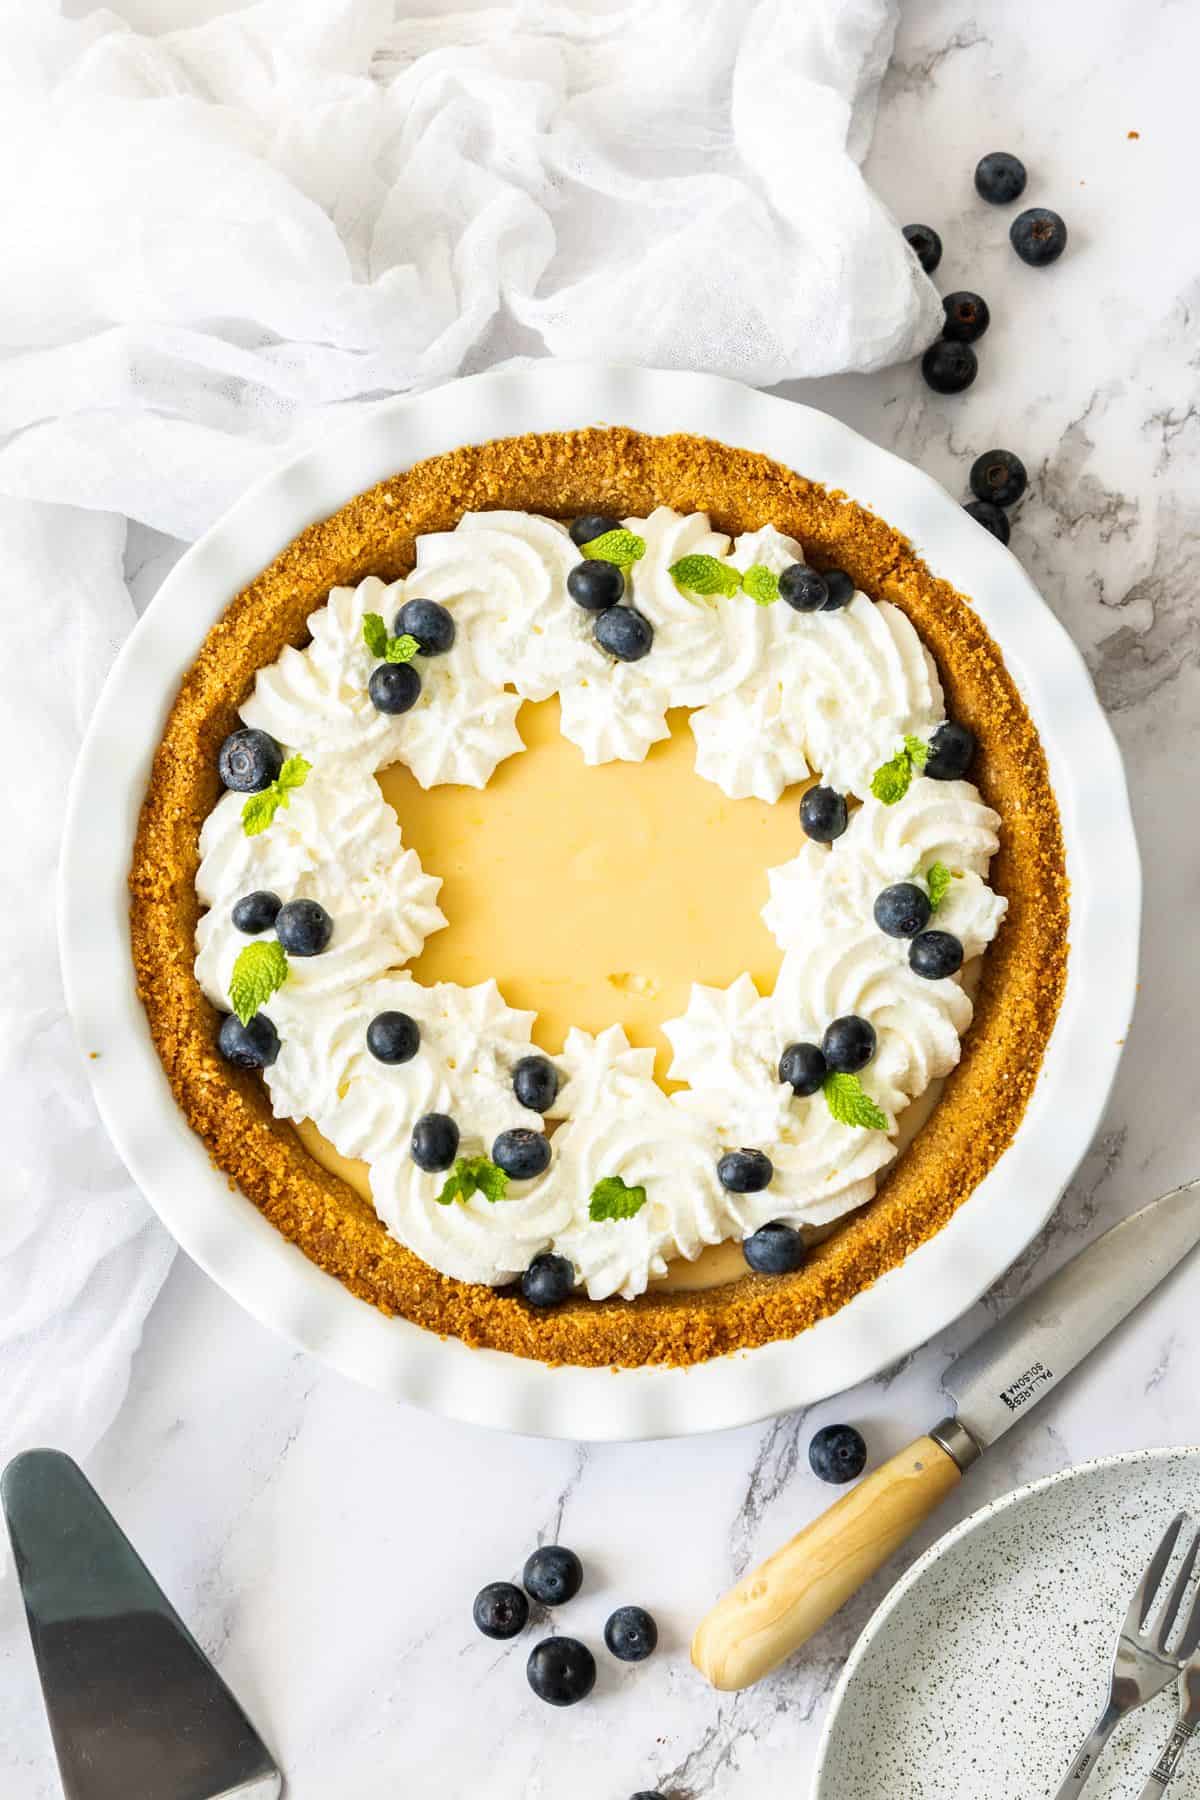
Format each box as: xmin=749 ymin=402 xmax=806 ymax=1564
xmin=690 ymin=1431 xmax=963 ymax=1690
xmin=2 ymin=1448 xmax=282 ymax=1800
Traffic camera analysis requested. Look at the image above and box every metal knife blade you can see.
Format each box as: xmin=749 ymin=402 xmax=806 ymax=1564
xmin=943 ymin=1176 xmax=1200 ymax=1458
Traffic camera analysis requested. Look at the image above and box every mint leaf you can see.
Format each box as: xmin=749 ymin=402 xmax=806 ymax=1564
xmin=870 ymin=752 xmax=914 ymax=807
xmin=228 ymin=939 xmax=288 ymax=1026
xmin=823 ymin=1072 xmax=888 ymax=1132
xmin=904 ymin=734 xmax=929 ymax=771
xmin=362 ymin=612 xmax=389 ymax=658
xmin=241 ymin=754 xmax=310 ymax=836
xmin=435 ymin=1156 xmax=510 ymax=1207
xmin=588 ymin=1175 xmax=648 ymax=1222
xmin=926 ymin=860 xmax=953 ymax=912
xmin=581 ymin=528 xmax=646 ymax=567
xmin=742 ymin=564 xmax=779 ymax=606
xmin=384 ymin=632 xmax=419 ymax=664
xmin=276 ymin=753 xmax=311 ymax=795
xmin=669 ymin=553 xmax=742 ymax=599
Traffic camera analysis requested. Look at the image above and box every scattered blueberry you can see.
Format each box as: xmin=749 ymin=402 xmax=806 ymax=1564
xmin=569 ymin=513 xmax=620 ymax=547
xmin=217 ymin=1011 xmax=280 ymax=1070
xmin=411 ymin=1112 xmax=459 ymax=1172
xmin=512 ymin=1054 xmax=559 ymax=1113
xmin=809 ymin=1423 xmax=868 ymax=1485
xmin=717 ymin=1148 xmax=774 ymax=1194
xmin=473 ymin=1581 xmax=529 ymax=1641
xmin=909 ymin=930 xmax=964 ymax=980
xmin=366 ymin=1010 xmax=420 ymax=1064
xmin=799 ymin=785 xmax=848 ymax=844
xmin=941 ymin=291 xmax=990 ymax=344
xmin=921 ymin=339 xmax=978 ymax=395
xmin=522 ymin=1252 xmax=575 ymax=1308
xmin=1011 ymin=206 xmax=1067 ymax=267
xmin=594 ymin=606 xmax=654 ymax=661
xmin=526 ymin=1636 xmax=596 ymax=1707
xmin=874 ymin=882 xmax=933 ymax=939
xmin=778 ymin=563 xmax=828 ymax=612
xmin=925 ymin=720 xmax=976 ymax=781
xmin=778 ymin=1041 xmax=827 ymax=1097
xmin=964 ymin=500 xmax=1010 ymax=544
xmin=969 ymin=448 xmax=1027 ymax=508
xmin=493 ymin=1129 xmax=551 ymax=1180
xmin=368 ymin=661 xmax=421 ymax=715
xmin=396 ymin=598 xmax=455 ymax=655
xmin=568 ymin=558 xmax=624 ymax=611
xmin=218 ymin=728 xmax=283 ymax=794
xmin=743 ymin=1221 xmax=807 ymax=1275
xmin=822 ymin=1015 xmax=876 ymax=1074
xmin=275 ymin=898 xmax=333 ymax=956
xmin=902 ymin=223 xmax=942 ymax=274
xmin=605 ymin=1605 xmax=659 ymax=1663
xmin=974 ymin=151 xmax=1027 ymax=205
xmin=524 ymin=1545 xmax=584 ymax=1606
xmin=231 ymin=890 xmax=282 ymax=935
xmin=819 ymin=568 xmax=855 ymax=611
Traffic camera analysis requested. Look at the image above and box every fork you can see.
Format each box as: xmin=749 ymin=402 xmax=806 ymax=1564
xmin=1136 ymin=1641 xmax=1200 ymax=1797
xmin=1053 ymin=1513 xmax=1200 ymax=1798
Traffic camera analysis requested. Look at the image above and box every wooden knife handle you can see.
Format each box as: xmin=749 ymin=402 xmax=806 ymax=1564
xmin=690 ymin=1434 xmax=962 ymax=1691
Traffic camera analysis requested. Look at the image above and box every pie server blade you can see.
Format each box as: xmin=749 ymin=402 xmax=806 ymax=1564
xmin=1 ymin=1449 xmax=282 ymax=1800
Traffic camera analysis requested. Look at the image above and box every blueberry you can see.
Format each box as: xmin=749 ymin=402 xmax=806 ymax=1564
xmin=473 ymin=1580 xmax=528 ymax=1640
xmin=594 ymin=606 xmax=653 ymax=661
xmin=411 ymin=1112 xmax=459 ymax=1172
xmin=874 ymin=882 xmax=933 ymax=939
xmin=743 ymin=1220 xmax=807 ymax=1275
xmin=604 ymin=1605 xmax=658 ymax=1663
xmin=902 ymin=223 xmax=942 ymax=274
xmin=1010 ymin=206 xmax=1067 ymax=267
xmin=568 ymin=558 xmax=624 ymax=611
xmin=218 ymin=727 xmax=283 ymax=794
xmin=974 ymin=151 xmax=1027 ymax=205
xmin=778 ymin=1041 xmax=826 ymax=1097
xmin=921 ymin=340 xmax=977 ymax=395
xmin=969 ymin=448 xmax=1027 ymax=508
xmin=231 ymin=890 xmax=281 ymax=935
xmin=809 ymin=1423 xmax=868 ymax=1485
xmin=819 ymin=568 xmax=855 ymax=611
xmin=521 ymin=1252 xmax=575 ymax=1308
xmin=569 ymin=513 xmax=620 ymax=547
xmin=395 ymin=598 xmax=455 ymax=655
xmin=493 ymin=1128 xmax=551 ymax=1180
xmin=925 ymin=720 xmax=976 ymax=781
xmin=366 ymin=1010 xmax=420 ymax=1064
xmin=513 ymin=1054 xmax=559 ymax=1113
xmin=941 ymin=291 xmax=990 ymax=344
xmin=368 ymin=661 xmax=421 ymax=715
xmin=523 ymin=1545 xmax=583 ymax=1606
xmin=275 ymin=898 xmax=333 ymax=956
xmin=526 ymin=1636 xmax=595 ymax=1707
xmin=778 ymin=563 xmax=828 ymax=612
xmin=821 ymin=1015 xmax=876 ymax=1073
xmin=217 ymin=1011 xmax=280 ymax=1070
xmin=717 ymin=1148 xmax=773 ymax=1194
xmin=909 ymin=930 xmax=964 ymax=980
xmin=799 ymin=785 xmax=848 ymax=844
xmin=964 ymin=500 xmax=1010 ymax=545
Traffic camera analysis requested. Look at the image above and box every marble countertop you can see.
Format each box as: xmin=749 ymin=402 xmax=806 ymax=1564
xmin=6 ymin=3 xmax=1199 ymax=1795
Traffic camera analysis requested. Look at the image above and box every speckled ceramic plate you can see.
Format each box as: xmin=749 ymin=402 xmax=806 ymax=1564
xmin=815 ymin=1449 xmax=1200 ymax=1800
xmin=59 ymin=363 xmax=1139 ymax=1440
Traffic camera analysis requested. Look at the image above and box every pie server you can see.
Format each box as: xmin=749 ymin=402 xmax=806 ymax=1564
xmin=1 ymin=1449 xmax=282 ymax=1800
xmin=692 ymin=1175 xmax=1200 ymax=1690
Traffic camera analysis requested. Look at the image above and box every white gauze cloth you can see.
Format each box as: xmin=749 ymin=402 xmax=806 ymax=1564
xmin=0 ymin=0 xmax=939 ymax=1476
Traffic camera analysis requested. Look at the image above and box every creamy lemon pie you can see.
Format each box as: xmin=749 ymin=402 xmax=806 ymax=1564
xmin=130 ymin=428 xmax=1067 ymax=1367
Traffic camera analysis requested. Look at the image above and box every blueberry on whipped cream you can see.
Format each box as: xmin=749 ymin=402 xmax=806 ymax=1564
xmin=521 ymin=1252 xmax=574 ymax=1308
xmin=366 ymin=1009 xmax=420 ymax=1064
xmin=218 ymin=727 xmax=282 ymax=793
xmin=799 ymin=786 xmax=848 ymax=844
xmin=821 ymin=1015 xmax=876 ymax=1074
xmin=778 ymin=1042 xmax=827 ymax=1097
xmin=569 ymin=513 xmax=620 ymax=547
xmin=717 ymin=1148 xmax=773 ymax=1194
xmin=218 ymin=1011 xmax=279 ymax=1070
xmin=568 ymin=559 xmax=624 ymax=611
xmin=396 ymin=598 xmax=455 ymax=655
xmin=873 ymin=883 xmax=933 ymax=939
xmin=411 ymin=1112 xmax=459 ymax=1171
xmin=275 ymin=898 xmax=332 ymax=956
xmin=231 ymin=890 xmax=281 ymax=935
xmin=594 ymin=605 xmax=653 ymax=661
xmin=512 ymin=1054 xmax=560 ymax=1113
xmin=493 ymin=1128 xmax=551 ymax=1180
xmin=368 ymin=662 xmax=421 ymax=715
xmin=909 ymin=930 xmax=965 ymax=981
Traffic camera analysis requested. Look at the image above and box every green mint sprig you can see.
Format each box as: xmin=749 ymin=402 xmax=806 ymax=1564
xmin=823 ymin=1072 xmax=889 ymax=1132
xmin=580 ymin=528 xmax=646 ymax=568
xmin=668 ymin=553 xmax=743 ymax=599
xmin=362 ymin=613 xmax=419 ymax=664
xmin=870 ymin=735 xmax=929 ymax=806
xmin=925 ymin=860 xmax=953 ymax=912
xmin=741 ymin=565 xmax=780 ymax=605
xmin=241 ymin=754 xmax=311 ymax=837
xmin=436 ymin=1156 xmax=510 ymax=1207
xmin=588 ymin=1174 xmax=648 ymax=1222
xmin=228 ymin=939 xmax=288 ymax=1025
